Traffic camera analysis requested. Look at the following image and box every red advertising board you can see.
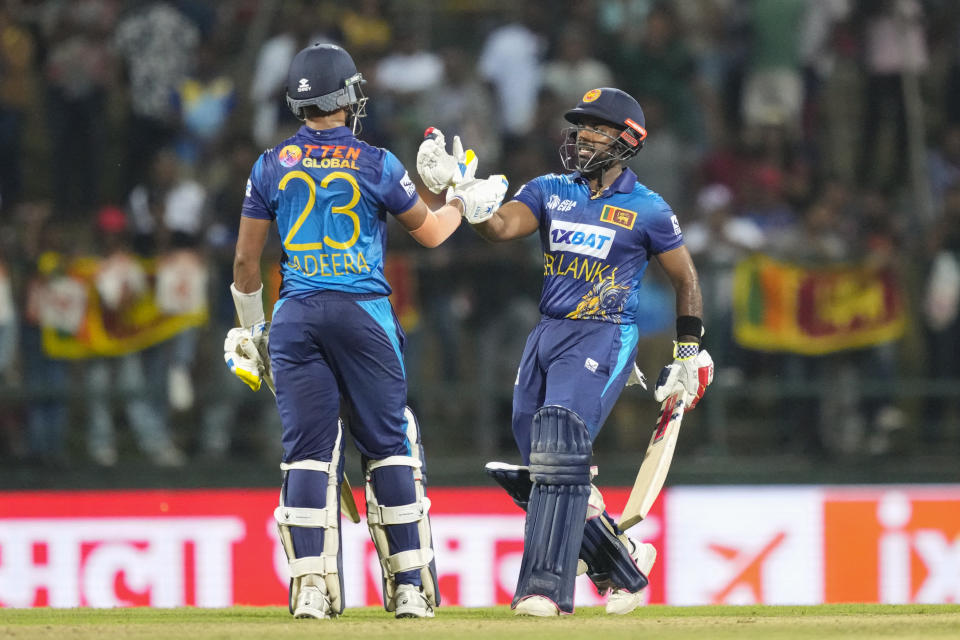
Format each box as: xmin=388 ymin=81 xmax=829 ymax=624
xmin=6 ymin=485 xmax=957 ymax=608
xmin=0 ymin=487 xmax=662 ymax=609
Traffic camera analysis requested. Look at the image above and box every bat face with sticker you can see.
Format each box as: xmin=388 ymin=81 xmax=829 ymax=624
xmin=619 ymin=391 xmax=685 ymax=531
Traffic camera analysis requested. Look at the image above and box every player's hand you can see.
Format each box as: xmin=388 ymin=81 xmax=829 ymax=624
xmin=417 ymin=127 xmax=478 ymax=194
xmin=224 ymin=326 xmax=264 ymax=391
xmin=446 ymin=174 xmax=508 ymax=224
xmin=653 ymin=344 xmax=714 ymax=410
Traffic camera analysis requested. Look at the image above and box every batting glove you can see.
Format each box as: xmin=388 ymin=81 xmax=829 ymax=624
xmin=250 ymin=321 xmax=272 ymax=388
xmin=446 ymin=174 xmax=509 ymax=224
xmin=224 ymin=326 xmax=264 ymax=391
xmin=417 ymin=127 xmax=478 ymax=194
xmin=653 ymin=342 xmax=714 ymax=410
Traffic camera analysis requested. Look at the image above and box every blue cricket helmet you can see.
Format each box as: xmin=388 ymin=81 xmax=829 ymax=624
xmin=560 ymin=88 xmax=647 ymax=174
xmin=564 ymin=87 xmax=647 ymax=150
xmin=285 ymin=43 xmax=368 ymax=130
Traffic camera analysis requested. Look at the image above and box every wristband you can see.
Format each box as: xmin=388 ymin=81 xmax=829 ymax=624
xmin=676 ymin=315 xmax=703 ymax=341
xmin=231 ymin=282 xmax=265 ymax=329
xmin=673 ymin=341 xmax=700 ymax=360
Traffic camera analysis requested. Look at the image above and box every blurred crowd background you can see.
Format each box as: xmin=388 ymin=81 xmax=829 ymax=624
xmin=1 ymin=0 xmax=960 ymax=482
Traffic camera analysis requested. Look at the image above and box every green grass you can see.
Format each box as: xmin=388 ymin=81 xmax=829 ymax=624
xmin=2 ymin=604 xmax=959 ymax=640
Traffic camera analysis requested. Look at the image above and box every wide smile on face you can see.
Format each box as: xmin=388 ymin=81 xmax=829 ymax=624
xmin=576 ymin=120 xmax=619 ymax=158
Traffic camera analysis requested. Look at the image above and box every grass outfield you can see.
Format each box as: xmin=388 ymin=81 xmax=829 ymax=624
xmin=1 ymin=604 xmax=959 ymax=639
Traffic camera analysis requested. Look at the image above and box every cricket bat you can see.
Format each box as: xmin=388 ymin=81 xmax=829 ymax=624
xmin=619 ymin=391 xmax=685 ymax=531
xmin=339 ymin=474 xmax=361 ymax=523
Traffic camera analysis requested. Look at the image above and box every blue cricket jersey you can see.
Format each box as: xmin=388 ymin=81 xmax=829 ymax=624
xmin=241 ymin=125 xmax=419 ymax=298
xmin=511 ymin=168 xmax=684 ymax=324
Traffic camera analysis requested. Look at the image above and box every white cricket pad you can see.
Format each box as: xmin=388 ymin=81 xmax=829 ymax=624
xmin=365 ymin=407 xmax=438 ymax=610
xmin=276 ymin=422 xmax=344 ymax=615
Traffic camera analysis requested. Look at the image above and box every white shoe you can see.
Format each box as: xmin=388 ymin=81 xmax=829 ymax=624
xmin=605 ymin=541 xmax=657 ymax=615
xmin=513 ymin=595 xmax=560 ymax=617
xmin=293 ymin=584 xmax=333 ymax=619
xmin=606 ymin=588 xmax=644 ymax=615
xmin=633 ymin=541 xmax=657 ymax=575
xmin=393 ymin=583 xmax=434 ymax=618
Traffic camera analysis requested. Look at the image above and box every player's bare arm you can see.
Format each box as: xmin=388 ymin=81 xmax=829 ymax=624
xmin=653 ymin=243 xmax=714 ymax=412
xmin=394 ymin=197 xmax=463 ymax=248
xmin=232 ymin=216 xmax=271 ymax=294
xmin=224 ymin=215 xmax=272 ymax=392
xmin=655 ymin=244 xmax=704 ymax=342
xmin=471 ymin=200 xmax=539 ymax=242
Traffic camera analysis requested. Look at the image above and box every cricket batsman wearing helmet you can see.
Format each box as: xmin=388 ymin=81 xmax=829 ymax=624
xmin=417 ymin=87 xmax=714 ymax=615
xmin=223 ymin=43 xmax=506 ymax=619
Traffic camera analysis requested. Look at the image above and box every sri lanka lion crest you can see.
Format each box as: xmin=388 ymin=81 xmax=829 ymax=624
xmin=566 ymin=278 xmax=630 ymax=322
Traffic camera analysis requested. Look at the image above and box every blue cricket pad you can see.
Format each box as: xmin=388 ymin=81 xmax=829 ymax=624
xmin=484 ymin=463 xmax=533 ymax=510
xmin=369 ymin=464 xmax=422 ymax=586
xmin=486 ymin=462 xmax=648 ymax=594
xmin=581 ymin=512 xmax=649 ymax=593
xmin=284 ymin=468 xmax=327 ymax=558
xmin=512 ymin=406 xmax=592 ymax=613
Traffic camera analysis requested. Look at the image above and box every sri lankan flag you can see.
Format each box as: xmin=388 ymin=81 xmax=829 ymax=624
xmin=40 ymin=252 xmax=209 ymax=359
xmin=732 ymin=254 xmax=905 ymax=355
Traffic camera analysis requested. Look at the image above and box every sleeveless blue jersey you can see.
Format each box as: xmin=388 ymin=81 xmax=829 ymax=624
xmin=241 ymin=125 xmax=418 ymax=298
xmin=511 ymin=169 xmax=684 ymax=324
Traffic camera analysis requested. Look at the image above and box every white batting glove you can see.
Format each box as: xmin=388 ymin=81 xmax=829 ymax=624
xmin=653 ymin=343 xmax=714 ymax=410
xmin=250 ymin=321 xmax=272 ymax=387
xmin=447 ymin=174 xmax=509 ymax=224
xmin=224 ymin=326 xmax=264 ymax=391
xmin=417 ymin=127 xmax=478 ymax=194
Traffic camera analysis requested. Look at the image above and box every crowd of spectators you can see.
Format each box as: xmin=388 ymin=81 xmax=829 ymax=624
xmin=1 ymin=0 xmax=960 ymax=469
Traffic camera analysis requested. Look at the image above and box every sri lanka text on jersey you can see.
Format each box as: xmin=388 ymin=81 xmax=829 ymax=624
xmin=542 ymin=252 xmax=618 ymax=284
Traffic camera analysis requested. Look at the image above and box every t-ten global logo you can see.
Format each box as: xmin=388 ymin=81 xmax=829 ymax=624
xmin=279 ymin=145 xmax=303 ymax=167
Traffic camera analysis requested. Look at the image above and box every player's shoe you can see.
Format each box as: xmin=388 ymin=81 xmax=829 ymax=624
xmin=293 ymin=577 xmax=334 ymax=619
xmin=393 ymin=584 xmax=435 ymax=618
xmin=513 ymin=595 xmax=560 ymax=617
xmin=606 ymin=541 xmax=657 ymax=615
